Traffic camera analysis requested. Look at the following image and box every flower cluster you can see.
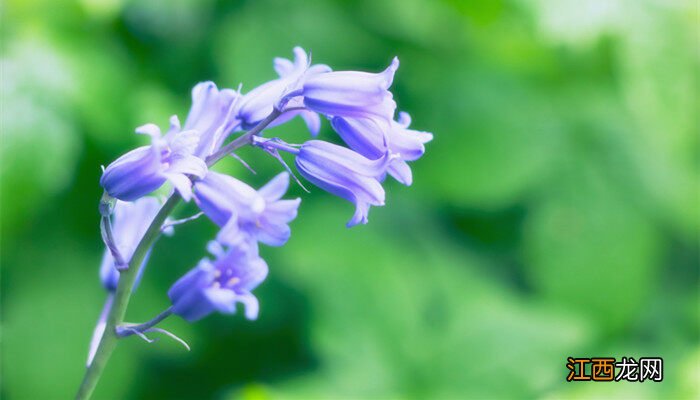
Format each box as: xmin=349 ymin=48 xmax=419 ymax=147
xmin=96 ymin=46 xmax=432 ymax=326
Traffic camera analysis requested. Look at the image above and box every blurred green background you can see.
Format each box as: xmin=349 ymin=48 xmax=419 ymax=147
xmin=2 ymin=0 xmax=698 ymax=398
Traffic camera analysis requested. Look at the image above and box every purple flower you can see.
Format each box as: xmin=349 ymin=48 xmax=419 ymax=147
xmin=294 ymin=140 xmax=393 ymax=227
xmin=184 ymin=81 xmax=240 ymax=158
xmin=235 ymin=47 xmax=329 ymax=135
xmin=99 ymin=197 xmax=166 ymax=291
xmin=299 ymin=57 xmax=399 ymax=120
xmin=100 ymin=120 xmax=208 ymax=201
xmin=168 ymin=241 xmax=267 ymax=322
xmin=194 ymin=171 xmax=301 ymax=247
xmin=330 ymin=112 xmax=433 ymax=185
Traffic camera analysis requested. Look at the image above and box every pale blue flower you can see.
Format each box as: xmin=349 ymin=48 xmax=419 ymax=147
xmin=185 ymin=81 xmax=240 ymax=158
xmin=330 ymin=112 xmax=433 ymax=185
xmin=168 ymin=241 xmax=267 ymax=322
xmin=294 ymin=140 xmax=393 ymax=227
xmin=299 ymin=57 xmax=399 ymax=121
xmin=100 ymin=119 xmax=207 ymax=201
xmin=236 ymin=47 xmax=329 ymax=135
xmin=194 ymin=171 xmax=300 ymax=246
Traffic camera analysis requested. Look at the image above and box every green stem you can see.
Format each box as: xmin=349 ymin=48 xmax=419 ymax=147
xmin=76 ymin=108 xmax=283 ymax=400
xmin=76 ymin=194 xmax=180 ymax=400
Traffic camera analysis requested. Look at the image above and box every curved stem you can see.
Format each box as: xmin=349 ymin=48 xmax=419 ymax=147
xmin=76 ymin=194 xmax=180 ymax=400
xmin=100 ymin=216 xmax=126 ymax=268
xmin=206 ymin=108 xmax=282 ymax=165
xmin=116 ymin=307 xmax=173 ymax=337
xmin=76 ymin=108 xmax=283 ymax=400
xmin=161 ymin=212 xmax=203 ymax=231
xmin=252 ymin=136 xmax=301 ymax=155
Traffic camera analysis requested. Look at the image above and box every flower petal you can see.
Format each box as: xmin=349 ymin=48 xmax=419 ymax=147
xmin=237 ymin=292 xmax=260 ymax=320
xmin=301 ymin=57 xmax=399 ymax=119
xmin=258 ymin=172 xmax=290 ymax=201
xmin=331 ymin=116 xmax=386 ymax=159
xmin=388 ymin=159 xmax=413 ymax=186
xmin=300 ymin=110 xmax=321 ymax=136
xmin=203 ymin=287 xmax=238 ymax=314
xmin=168 ymin=154 xmax=208 ymax=178
xmin=215 ymin=215 xmax=247 ymax=247
xmin=168 ymin=260 xmax=215 ymax=303
xmin=135 ymin=123 xmax=162 ymax=139
xmin=184 ymin=83 xmax=239 ymax=152
xmin=165 ymin=173 xmax=194 ymax=201
xmin=100 ymin=146 xmax=167 ymax=201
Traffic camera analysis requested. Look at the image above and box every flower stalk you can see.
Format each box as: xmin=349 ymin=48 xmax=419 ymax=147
xmin=100 ymin=216 xmax=126 ymax=269
xmin=116 ymin=307 xmax=174 ymax=338
xmin=76 ymin=110 xmax=282 ymax=400
xmin=77 ymin=193 xmax=179 ymax=400
xmin=205 ymin=108 xmax=281 ymax=165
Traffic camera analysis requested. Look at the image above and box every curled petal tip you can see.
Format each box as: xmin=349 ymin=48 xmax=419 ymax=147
xmin=419 ymin=132 xmax=434 ymax=144
xmin=168 ymin=115 xmax=181 ymax=131
xmin=397 ymin=111 xmax=411 ymax=127
xmin=382 ymin=57 xmax=400 ymax=88
xmin=135 ymin=123 xmax=162 ymax=138
xmin=292 ymin=46 xmax=307 ymax=59
xmin=391 ymin=56 xmax=400 ymax=69
xmin=346 ymin=215 xmax=369 ymax=228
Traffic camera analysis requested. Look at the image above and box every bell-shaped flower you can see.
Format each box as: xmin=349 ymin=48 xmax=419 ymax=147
xmin=235 ymin=47 xmax=329 ymax=135
xmin=168 ymin=241 xmax=267 ymax=322
xmin=100 ymin=120 xmax=208 ymax=201
xmin=294 ymin=140 xmax=393 ymax=227
xmin=330 ymin=111 xmax=433 ymax=185
xmin=300 ymin=57 xmax=399 ymax=120
xmin=99 ymin=197 xmax=166 ymax=291
xmin=184 ymin=81 xmax=240 ymax=158
xmin=193 ymin=171 xmax=301 ymax=247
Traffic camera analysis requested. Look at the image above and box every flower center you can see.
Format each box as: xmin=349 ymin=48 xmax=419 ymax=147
xmin=213 ymin=267 xmax=241 ymax=289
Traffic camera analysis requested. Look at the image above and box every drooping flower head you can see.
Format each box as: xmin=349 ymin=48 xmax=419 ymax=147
xmin=298 ymin=57 xmax=399 ymax=121
xmin=99 ymin=197 xmax=167 ymax=291
xmin=293 ymin=140 xmax=393 ymax=227
xmin=330 ymin=111 xmax=433 ymax=185
xmin=87 ymin=46 xmax=434 ymax=368
xmin=194 ymin=171 xmax=301 ymax=247
xmin=168 ymin=241 xmax=267 ymax=322
xmin=235 ymin=47 xmax=329 ymax=135
xmin=100 ymin=118 xmax=207 ymax=201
